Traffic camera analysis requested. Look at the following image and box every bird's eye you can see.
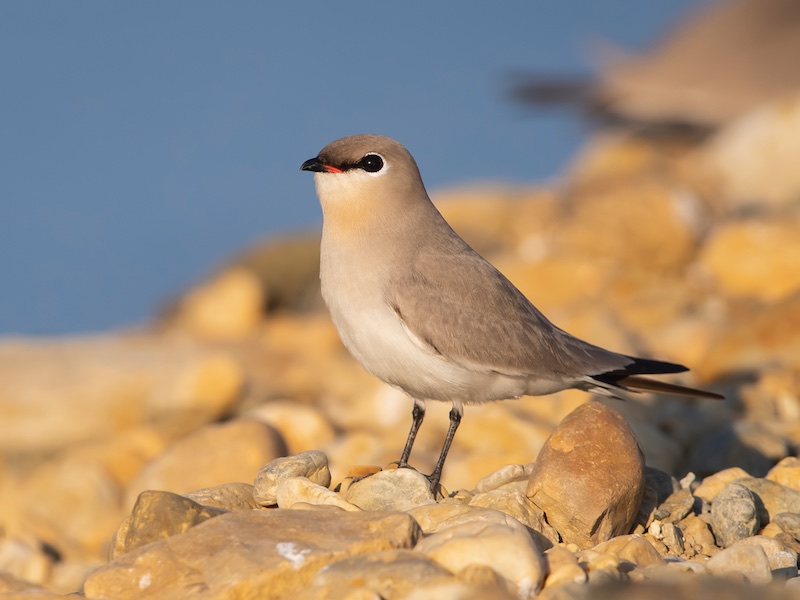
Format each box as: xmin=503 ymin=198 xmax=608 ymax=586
xmin=361 ymin=154 xmax=384 ymax=173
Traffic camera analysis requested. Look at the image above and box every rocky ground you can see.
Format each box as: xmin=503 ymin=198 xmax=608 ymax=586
xmin=1 ymin=93 xmax=800 ymax=598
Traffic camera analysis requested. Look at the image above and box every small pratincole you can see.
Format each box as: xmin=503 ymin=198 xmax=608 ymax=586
xmin=301 ymin=134 xmax=723 ymax=490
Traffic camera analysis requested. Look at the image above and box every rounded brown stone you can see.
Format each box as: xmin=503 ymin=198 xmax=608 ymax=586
xmin=526 ymin=401 xmax=645 ymax=549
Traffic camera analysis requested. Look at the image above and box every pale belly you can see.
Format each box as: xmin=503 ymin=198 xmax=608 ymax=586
xmin=321 ymin=279 xmax=553 ymax=403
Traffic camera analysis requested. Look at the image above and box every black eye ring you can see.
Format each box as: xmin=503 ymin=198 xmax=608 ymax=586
xmin=361 ymin=154 xmax=384 ymax=173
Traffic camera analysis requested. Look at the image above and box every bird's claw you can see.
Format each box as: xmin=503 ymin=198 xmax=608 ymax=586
xmin=425 ymin=473 xmax=443 ymax=496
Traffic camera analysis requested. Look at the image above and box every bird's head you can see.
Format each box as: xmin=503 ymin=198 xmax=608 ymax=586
xmin=301 ymin=135 xmax=430 ymax=231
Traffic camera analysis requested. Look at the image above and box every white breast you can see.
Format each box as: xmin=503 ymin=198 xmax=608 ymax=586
xmin=321 ymin=268 xmax=455 ymax=399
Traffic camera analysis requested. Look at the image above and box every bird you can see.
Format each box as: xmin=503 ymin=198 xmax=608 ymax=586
xmin=300 ymin=134 xmax=723 ymax=491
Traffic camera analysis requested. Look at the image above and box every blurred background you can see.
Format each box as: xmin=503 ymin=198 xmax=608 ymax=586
xmin=3 ymin=0 xmax=800 ymax=594
xmin=1 ymin=0 xmax=708 ymax=335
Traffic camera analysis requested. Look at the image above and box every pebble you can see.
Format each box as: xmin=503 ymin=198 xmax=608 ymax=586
xmin=653 ymin=488 xmax=694 ymax=524
xmin=474 ymin=463 xmax=533 ymax=493
xmin=468 ymin=487 xmax=559 ymax=547
xmin=542 ymin=546 xmax=587 ymax=590
xmin=774 ymin=533 xmax=800 ymax=557
xmin=526 ymin=402 xmax=645 ymax=549
xmin=772 ymin=512 xmax=800 ymax=540
xmin=678 ymin=472 xmax=697 ymax=489
xmin=408 ymin=502 xmax=532 ymax=537
xmin=766 ymin=456 xmax=800 ymax=492
xmin=415 ymin=521 xmax=546 ymax=597
xmin=84 ymin=509 xmax=421 ymax=599
xmin=575 ymin=549 xmax=622 ymax=584
xmin=276 ymin=477 xmax=360 ymax=511
xmin=661 ymin=522 xmax=685 ymax=555
xmin=183 ymin=482 xmax=260 ymax=511
xmin=344 ymin=468 xmax=434 ymax=511
xmin=694 ymin=468 xmax=751 ymax=502
xmin=679 ymin=514 xmax=718 ymax=557
xmin=111 ymin=490 xmax=226 ymax=559
xmin=254 ymin=450 xmax=332 ymax=506
xmin=706 ymin=541 xmax=773 ymax=585
xmin=307 ymin=549 xmax=454 ymax=598
xmin=734 ymin=535 xmax=798 ymax=580
xmin=593 ymin=534 xmax=664 ymax=568
xmin=711 ymin=483 xmax=760 ymax=548
xmin=647 ymin=521 xmax=676 ymax=556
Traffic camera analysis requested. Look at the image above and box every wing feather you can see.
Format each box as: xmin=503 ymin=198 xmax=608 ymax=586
xmin=386 ymin=237 xmax=631 ymax=379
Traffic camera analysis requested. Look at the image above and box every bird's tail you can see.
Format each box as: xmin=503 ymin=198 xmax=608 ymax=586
xmin=587 ymin=356 xmax=724 ymax=400
xmin=607 ymin=374 xmax=724 ymax=400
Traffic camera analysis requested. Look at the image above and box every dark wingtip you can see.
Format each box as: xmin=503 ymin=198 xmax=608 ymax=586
xmin=589 ymin=355 xmax=723 ymax=400
xmin=592 ymin=357 xmax=688 ymax=387
xmin=623 ymin=356 xmax=689 ymax=375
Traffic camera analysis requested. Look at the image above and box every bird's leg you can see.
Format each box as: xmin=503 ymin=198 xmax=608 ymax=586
xmin=396 ymin=398 xmax=426 ymax=468
xmin=427 ymin=401 xmax=463 ymax=492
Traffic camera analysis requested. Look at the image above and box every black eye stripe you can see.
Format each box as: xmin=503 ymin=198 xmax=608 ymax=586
xmin=333 ymin=153 xmax=385 ymax=173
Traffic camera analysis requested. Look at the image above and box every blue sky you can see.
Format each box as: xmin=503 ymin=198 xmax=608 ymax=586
xmin=0 ymin=1 xmax=705 ymax=335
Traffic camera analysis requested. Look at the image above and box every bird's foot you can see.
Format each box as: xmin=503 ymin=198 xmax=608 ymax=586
xmin=425 ymin=472 xmax=443 ymax=496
